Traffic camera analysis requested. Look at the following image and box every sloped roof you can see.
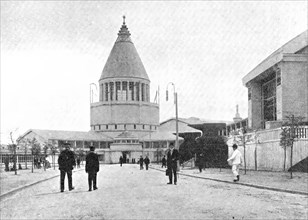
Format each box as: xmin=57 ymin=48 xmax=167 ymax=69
xmin=140 ymin=131 xmax=184 ymax=141
xmin=177 ymin=117 xmax=229 ymax=125
xmin=243 ymin=30 xmax=308 ymax=86
xmin=114 ymin=130 xmax=138 ymax=140
xmin=100 ymin=21 xmax=149 ymax=81
xmin=20 ymin=129 xmax=112 ymax=142
xmin=160 ymin=117 xmax=228 ymax=127
xmin=159 ymin=118 xmax=202 ymax=134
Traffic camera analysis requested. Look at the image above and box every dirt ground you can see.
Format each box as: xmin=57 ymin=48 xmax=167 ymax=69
xmin=1 ymin=164 xmax=307 ymax=219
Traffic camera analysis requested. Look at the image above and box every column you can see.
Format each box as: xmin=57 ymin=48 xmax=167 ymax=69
xmin=127 ymin=81 xmax=129 ymax=101
xmin=100 ymin=83 xmax=103 ymax=102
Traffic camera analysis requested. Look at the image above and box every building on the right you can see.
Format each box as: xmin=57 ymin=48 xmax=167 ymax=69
xmin=242 ymin=30 xmax=308 ymax=130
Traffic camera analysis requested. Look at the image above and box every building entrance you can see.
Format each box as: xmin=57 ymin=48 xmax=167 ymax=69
xmin=122 ymin=151 xmax=130 ymax=163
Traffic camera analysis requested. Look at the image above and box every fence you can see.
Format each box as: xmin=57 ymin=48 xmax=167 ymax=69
xmin=230 ymin=126 xmax=308 ymax=171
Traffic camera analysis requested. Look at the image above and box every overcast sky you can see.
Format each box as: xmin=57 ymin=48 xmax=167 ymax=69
xmin=1 ymin=1 xmax=307 ymax=143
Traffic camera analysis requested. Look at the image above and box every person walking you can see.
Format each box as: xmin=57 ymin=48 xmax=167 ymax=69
xmin=144 ymin=156 xmax=150 ymax=170
xmin=77 ymin=156 xmax=81 ymax=168
xmin=161 ymin=155 xmax=166 ymax=168
xmin=227 ymin=144 xmax=243 ymax=182
xmin=139 ymin=156 xmax=144 ymax=170
xmin=119 ymin=156 xmax=123 ymax=167
xmin=58 ymin=143 xmax=76 ymax=192
xmin=197 ymin=153 xmax=204 ymax=173
xmin=86 ymin=146 xmax=99 ymax=191
xmin=166 ymin=143 xmax=179 ymax=185
xmin=4 ymin=157 xmax=9 ymax=172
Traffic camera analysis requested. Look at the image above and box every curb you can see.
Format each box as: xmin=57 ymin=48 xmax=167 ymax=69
xmin=150 ymin=167 xmax=308 ymax=196
xmin=0 ymin=169 xmax=83 ymax=200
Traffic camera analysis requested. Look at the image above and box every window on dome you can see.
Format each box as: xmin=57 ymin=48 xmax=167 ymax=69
xmin=129 ymin=82 xmax=134 ymax=101
xmin=110 ymin=82 xmax=114 ymax=101
xmin=105 ymin=83 xmax=109 ymax=101
xmin=115 ymin=125 xmax=117 ymax=129
xmin=134 ymin=124 xmax=136 ymax=129
xmin=146 ymin=84 xmax=150 ymax=102
xmin=116 ymin=82 xmax=121 ymax=101
xmin=122 ymin=82 xmax=127 ymax=101
xmin=141 ymin=83 xmax=145 ymax=101
xmin=136 ymin=82 xmax=140 ymax=101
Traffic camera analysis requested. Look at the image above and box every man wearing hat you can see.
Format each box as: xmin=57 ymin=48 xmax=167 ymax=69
xmin=86 ymin=145 xmax=99 ymax=191
xmin=166 ymin=143 xmax=179 ymax=185
xmin=58 ymin=143 xmax=76 ymax=192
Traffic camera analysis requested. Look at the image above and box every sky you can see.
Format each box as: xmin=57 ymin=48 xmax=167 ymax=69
xmin=1 ymin=1 xmax=307 ymax=144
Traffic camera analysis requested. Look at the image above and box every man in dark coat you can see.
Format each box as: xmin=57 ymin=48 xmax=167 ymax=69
xmin=119 ymin=156 xmax=123 ymax=167
xmin=161 ymin=155 xmax=167 ymax=168
xmin=58 ymin=143 xmax=76 ymax=192
xmin=86 ymin=146 xmax=99 ymax=191
xmin=197 ymin=153 xmax=204 ymax=173
xmin=139 ymin=156 xmax=144 ymax=170
xmin=167 ymin=143 xmax=179 ymax=185
xmin=144 ymin=156 xmax=150 ymax=170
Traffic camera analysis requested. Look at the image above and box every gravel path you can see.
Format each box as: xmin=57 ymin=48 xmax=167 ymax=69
xmin=1 ymin=164 xmax=307 ymax=219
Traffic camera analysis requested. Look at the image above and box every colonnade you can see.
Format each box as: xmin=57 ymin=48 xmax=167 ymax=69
xmin=100 ymin=80 xmax=150 ymax=102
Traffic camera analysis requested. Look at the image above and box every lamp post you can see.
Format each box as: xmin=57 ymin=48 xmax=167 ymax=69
xmin=166 ymin=82 xmax=179 ymax=150
xmin=89 ymin=83 xmax=98 ymax=104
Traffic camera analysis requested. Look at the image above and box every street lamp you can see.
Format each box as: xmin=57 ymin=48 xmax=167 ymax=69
xmin=166 ymin=82 xmax=179 ymax=151
xmin=89 ymin=83 xmax=98 ymax=104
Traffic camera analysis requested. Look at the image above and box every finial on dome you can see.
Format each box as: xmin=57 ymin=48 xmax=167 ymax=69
xmin=123 ymin=15 xmax=126 ymax=25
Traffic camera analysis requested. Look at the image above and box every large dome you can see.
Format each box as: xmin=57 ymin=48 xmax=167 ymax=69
xmin=100 ymin=21 xmax=149 ymax=81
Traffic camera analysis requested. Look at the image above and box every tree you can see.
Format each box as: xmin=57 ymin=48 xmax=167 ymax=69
xmin=230 ymin=127 xmax=254 ymax=174
xmin=42 ymin=143 xmax=49 ymax=171
xmin=280 ymin=114 xmax=303 ymax=179
xmin=280 ymin=127 xmax=292 ymax=171
xmin=49 ymin=143 xmax=58 ymax=170
xmin=29 ymin=138 xmax=41 ymax=173
xmin=9 ymin=130 xmax=21 ymax=175
xmin=195 ymin=135 xmax=228 ymax=169
xmin=179 ymin=139 xmax=194 ymax=164
xmin=18 ymin=138 xmax=31 ymax=169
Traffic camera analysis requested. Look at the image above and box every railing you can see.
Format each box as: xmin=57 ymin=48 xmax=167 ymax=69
xmin=229 ymin=126 xmax=308 ymax=144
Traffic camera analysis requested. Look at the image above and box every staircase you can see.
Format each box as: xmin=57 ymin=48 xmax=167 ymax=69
xmin=288 ymin=157 xmax=308 ymax=173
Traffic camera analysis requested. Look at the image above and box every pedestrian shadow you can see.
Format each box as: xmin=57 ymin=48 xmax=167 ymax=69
xmin=35 ymin=189 xmax=89 ymax=197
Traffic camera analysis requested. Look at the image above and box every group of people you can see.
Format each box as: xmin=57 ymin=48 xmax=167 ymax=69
xmin=58 ymin=142 xmax=243 ymax=193
xmin=58 ymin=143 xmax=99 ymax=192
xmin=138 ymin=155 xmax=150 ymax=170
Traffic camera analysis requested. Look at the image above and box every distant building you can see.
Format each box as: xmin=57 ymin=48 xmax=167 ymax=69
xmin=14 ymin=18 xmax=208 ymax=164
xmin=242 ymin=30 xmax=308 ymax=130
xmin=225 ymin=105 xmax=248 ymax=136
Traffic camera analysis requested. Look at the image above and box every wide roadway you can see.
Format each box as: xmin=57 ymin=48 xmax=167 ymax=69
xmin=1 ymin=164 xmax=307 ymax=219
